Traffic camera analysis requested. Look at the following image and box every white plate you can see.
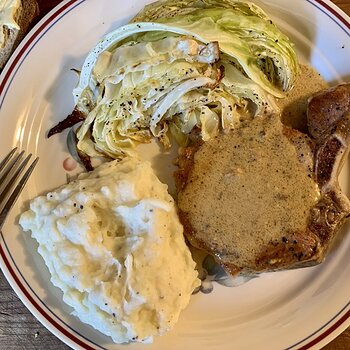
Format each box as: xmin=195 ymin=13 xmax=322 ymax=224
xmin=1 ymin=0 xmax=350 ymax=349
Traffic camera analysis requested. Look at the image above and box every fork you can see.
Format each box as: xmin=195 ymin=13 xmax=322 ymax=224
xmin=0 ymin=148 xmax=39 ymax=230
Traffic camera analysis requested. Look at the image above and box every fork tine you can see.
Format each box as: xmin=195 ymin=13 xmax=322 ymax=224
xmin=0 ymin=154 xmax=32 ymax=201
xmin=0 ymin=157 xmax=39 ymax=229
xmin=0 ymin=150 xmax=25 ymax=184
xmin=0 ymin=148 xmax=17 ymax=173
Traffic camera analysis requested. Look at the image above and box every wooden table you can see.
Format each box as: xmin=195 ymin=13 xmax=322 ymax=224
xmin=1 ymin=0 xmax=350 ymax=349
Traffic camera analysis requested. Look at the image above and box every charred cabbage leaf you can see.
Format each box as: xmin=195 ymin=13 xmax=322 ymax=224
xmin=132 ymin=0 xmax=299 ymax=97
xmin=51 ymin=0 xmax=298 ymax=160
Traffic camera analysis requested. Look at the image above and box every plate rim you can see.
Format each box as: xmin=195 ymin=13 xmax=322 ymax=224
xmin=0 ymin=0 xmax=350 ymax=349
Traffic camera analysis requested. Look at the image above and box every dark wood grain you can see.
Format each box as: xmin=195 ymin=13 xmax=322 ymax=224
xmin=0 ymin=270 xmax=71 ymax=349
xmin=0 ymin=0 xmax=350 ymax=349
xmin=36 ymin=0 xmax=63 ymax=16
xmin=334 ymin=0 xmax=350 ymax=15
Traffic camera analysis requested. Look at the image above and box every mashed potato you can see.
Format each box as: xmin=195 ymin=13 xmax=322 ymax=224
xmin=19 ymin=157 xmax=200 ymax=343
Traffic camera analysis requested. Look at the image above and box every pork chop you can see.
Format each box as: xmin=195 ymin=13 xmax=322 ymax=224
xmin=175 ymin=84 xmax=350 ymax=276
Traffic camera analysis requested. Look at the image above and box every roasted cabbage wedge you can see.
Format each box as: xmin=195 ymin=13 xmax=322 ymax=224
xmin=132 ymin=0 xmax=299 ymax=97
xmin=49 ymin=0 xmax=298 ymax=160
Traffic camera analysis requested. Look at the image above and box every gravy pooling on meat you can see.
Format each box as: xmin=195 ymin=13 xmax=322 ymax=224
xmin=176 ymin=64 xmax=347 ymax=273
xmin=177 ymin=113 xmax=321 ymax=268
xmin=277 ymin=64 xmax=328 ymax=131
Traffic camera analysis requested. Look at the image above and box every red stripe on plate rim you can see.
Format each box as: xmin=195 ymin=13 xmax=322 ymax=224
xmin=0 ymin=0 xmax=98 ymax=348
xmin=297 ymin=309 xmax=350 ymax=350
xmin=316 ymin=0 xmax=350 ymax=30
xmin=0 ymin=242 xmax=96 ymax=350
xmin=296 ymin=2 xmax=350 ymax=348
xmin=0 ymin=0 xmax=349 ymax=349
xmin=0 ymin=0 xmax=77 ymax=95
